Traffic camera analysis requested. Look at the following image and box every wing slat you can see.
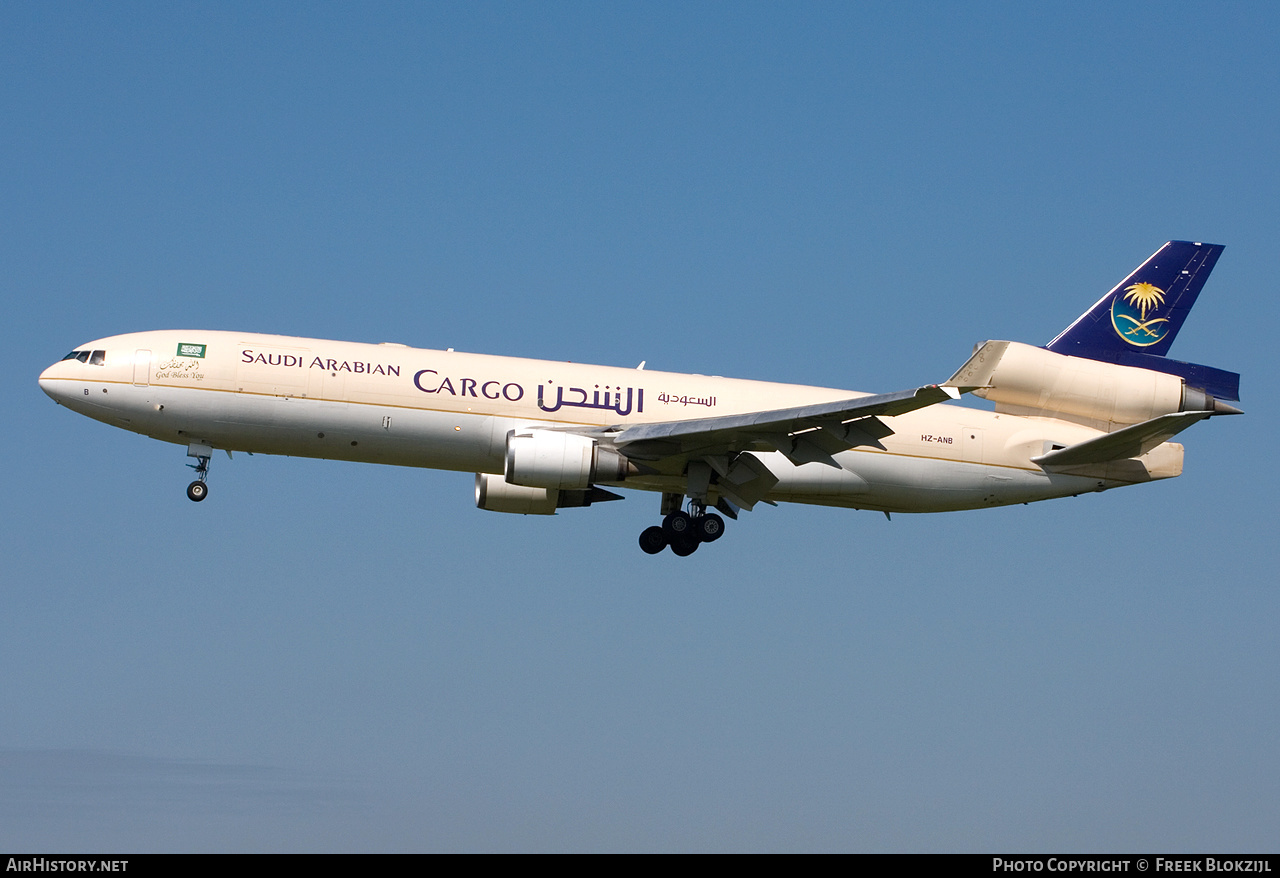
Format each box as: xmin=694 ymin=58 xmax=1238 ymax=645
xmin=612 ymin=385 xmax=955 ymax=454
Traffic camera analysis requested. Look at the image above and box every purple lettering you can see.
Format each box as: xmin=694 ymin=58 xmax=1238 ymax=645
xmin=413 ymin=369 xmax=440 ymax=393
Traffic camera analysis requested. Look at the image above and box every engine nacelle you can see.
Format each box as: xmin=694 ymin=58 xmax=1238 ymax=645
xmin=504 ymin=429 xmax=629 ymax=490
xmin=953 ymin=341 xmax=1213 ymax=427
xmin=474 ymin=473 xmax=626 ymax=515
xmin=475 ymin=473 xmax=559 ymax=515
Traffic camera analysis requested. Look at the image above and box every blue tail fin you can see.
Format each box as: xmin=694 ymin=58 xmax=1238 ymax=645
xmin=1046 ymin=241 xmax=1239 ymax=400
xmin=1048 ymin=241 xmax=1222 ymax=358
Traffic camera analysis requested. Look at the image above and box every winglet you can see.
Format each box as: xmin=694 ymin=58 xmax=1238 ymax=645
xmin=944 ymin=340 xmax=1006 ymax=394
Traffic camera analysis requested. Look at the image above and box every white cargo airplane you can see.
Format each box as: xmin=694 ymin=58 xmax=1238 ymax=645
xmin=39 ymin=241 xmax=1240 ymax=555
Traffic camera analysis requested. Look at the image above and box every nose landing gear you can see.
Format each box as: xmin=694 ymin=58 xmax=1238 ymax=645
xmin=186 ymin=443 xmax=213 ymax=502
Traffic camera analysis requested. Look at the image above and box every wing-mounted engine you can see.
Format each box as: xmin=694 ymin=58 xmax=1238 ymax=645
xmin=504 ymin=429 xmax=632 ymax=489
xmin=474 ymin=473 xmax=622 ymax=515
xmin=948 ymin=341 xmax=1239 ymax=430
xmin=474 ymin=429 xmax=632 ymax=515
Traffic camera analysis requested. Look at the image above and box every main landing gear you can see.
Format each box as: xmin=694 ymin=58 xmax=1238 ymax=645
xmin=638 ymin=501 xmax=726 ymax=556
xmin=186 ymin=443 xmax=212 ymax=502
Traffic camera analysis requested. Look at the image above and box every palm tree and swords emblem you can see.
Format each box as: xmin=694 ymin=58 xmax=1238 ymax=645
xmin=1111 ymin=281 xmax=1169 ymax=346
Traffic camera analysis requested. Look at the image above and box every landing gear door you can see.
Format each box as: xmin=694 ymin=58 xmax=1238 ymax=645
xmin=133 ymin=349 xmax=151 ymax=386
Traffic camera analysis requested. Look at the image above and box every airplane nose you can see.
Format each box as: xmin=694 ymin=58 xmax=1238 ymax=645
xmin=39 ymin=363 xmax=65 ymax=402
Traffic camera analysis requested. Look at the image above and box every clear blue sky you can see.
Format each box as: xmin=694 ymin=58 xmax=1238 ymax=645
xmin=3 ymin=1 xmax=1277 ymax=852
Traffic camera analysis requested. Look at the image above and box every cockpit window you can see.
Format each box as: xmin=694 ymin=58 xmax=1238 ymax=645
xmin=60 ymin=350 xmax=106 ymax=365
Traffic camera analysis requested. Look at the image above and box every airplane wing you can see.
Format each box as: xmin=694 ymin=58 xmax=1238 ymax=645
xmin=607 ymin=384 xmax=958 ymax=467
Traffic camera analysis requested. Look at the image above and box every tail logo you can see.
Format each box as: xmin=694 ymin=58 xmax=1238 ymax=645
xmin=1111 ymin=282 xmax=1170 ymax=347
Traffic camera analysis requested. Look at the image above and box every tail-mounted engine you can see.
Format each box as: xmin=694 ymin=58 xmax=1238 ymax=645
xmin=948 ymin=341 xmax=1238 ymax=428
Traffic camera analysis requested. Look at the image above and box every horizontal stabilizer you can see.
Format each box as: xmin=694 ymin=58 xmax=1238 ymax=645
xmin=1031 ymin=411 xmax=1213 ymax=467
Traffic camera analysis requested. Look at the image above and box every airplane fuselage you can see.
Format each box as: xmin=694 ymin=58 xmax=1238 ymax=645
xmin=39 ymin=330 xmax=1178 ymax=515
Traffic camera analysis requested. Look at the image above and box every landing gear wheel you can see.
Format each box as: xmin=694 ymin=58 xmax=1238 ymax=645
xmin=639 ymin=525 xmax=668 ymax=555
xmin=694 ymin=513 xmax=725 ymax=542
xmin=186 ymin=480 xmax=208 ymax=502
xmin=663 ymin=511 xmax=694 ymax=541
xmin=669 ymin=535 xmax=699 ymax=556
